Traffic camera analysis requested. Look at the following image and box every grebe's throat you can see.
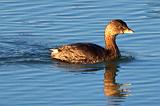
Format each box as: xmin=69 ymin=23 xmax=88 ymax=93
xmin=105 ymin=35 xmax=120 ymax=59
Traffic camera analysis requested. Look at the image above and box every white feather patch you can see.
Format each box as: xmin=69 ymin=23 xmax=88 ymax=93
xmin=50 ymin=49 xmax=59 ymax=54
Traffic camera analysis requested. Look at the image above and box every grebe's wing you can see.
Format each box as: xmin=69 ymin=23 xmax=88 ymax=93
xmin=51 ymin=43 xmax=106 ymax=64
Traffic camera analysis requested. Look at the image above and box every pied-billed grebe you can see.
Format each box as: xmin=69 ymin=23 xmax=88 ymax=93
xmin=50 ymin=19 xmax=134 ymax=64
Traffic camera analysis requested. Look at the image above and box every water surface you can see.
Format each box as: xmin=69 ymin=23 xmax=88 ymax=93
xmin=0 ymin=0 xmax=160 ymax=106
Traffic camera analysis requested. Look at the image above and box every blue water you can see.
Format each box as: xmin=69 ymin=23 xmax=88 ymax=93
xmin=1 ymin=0 xmax=160 ymax=106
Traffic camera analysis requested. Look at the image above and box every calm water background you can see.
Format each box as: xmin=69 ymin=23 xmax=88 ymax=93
xmin=0 ymin=0 xmax=160 ymax=106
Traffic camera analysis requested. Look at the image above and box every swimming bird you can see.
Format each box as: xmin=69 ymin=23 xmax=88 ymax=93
xmin=50 ymin=19 xmax=134 ymax=64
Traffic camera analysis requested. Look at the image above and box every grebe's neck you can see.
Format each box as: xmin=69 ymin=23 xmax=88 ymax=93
xmin=105 ymin=34 xmax=120 ymax=59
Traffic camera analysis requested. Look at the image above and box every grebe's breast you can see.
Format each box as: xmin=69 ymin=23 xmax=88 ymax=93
xmin=51 ymin=43 xmax=106 ymax=64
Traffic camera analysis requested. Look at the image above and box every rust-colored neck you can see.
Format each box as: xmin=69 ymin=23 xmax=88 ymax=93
xmin=105 ymin=34 xmax=120 ymax=59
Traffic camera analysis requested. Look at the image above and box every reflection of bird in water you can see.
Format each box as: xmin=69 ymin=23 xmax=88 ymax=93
xmin=104 ymin=62 xmax=131 ymax=97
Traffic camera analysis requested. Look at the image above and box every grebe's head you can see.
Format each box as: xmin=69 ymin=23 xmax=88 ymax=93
xmin=105 ymin=19 xmax=134 ymax=36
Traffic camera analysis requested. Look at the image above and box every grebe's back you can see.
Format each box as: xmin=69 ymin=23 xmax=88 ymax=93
xmin=51 ymin=43 xmax=106 ymax=64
